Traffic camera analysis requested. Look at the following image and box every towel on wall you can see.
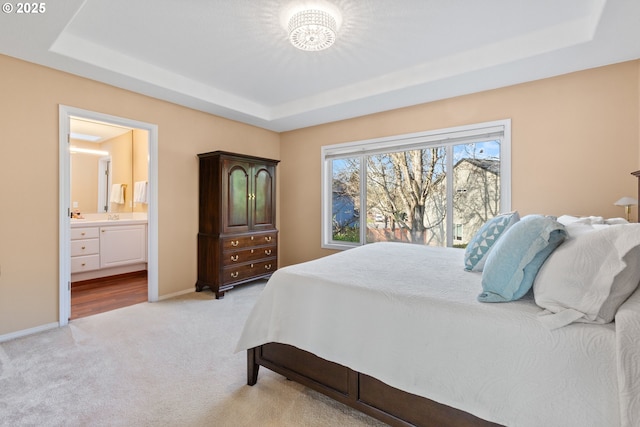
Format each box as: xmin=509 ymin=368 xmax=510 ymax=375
xmin=110 ymin=183 xmax=125 ymax=204
xmin=134 ymin=181 xmax=148 ymax=204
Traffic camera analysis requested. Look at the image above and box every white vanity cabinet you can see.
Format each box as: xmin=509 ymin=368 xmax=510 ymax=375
xmin=100 ymin=224 xmax=147 ymax=268
xmin=70 ymin=219 xmax=147 ymax=281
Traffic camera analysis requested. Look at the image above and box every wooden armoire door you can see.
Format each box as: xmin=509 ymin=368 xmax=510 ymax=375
xmin=252 ymin=163 xmax=276 ymax=231
xmin=222 ymin=159 xmax=251 ymax=234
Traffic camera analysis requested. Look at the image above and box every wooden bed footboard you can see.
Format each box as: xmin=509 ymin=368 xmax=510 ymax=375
xmin=247 ymin=343 xmax=501 ymax=427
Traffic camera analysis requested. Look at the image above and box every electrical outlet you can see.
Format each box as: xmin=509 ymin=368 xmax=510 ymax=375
xmin=73 ymin=201 xmax=78 ymax=208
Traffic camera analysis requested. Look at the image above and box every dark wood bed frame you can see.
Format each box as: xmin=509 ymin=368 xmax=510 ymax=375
xmin=248 ymin=343 xmax=501 ymax=427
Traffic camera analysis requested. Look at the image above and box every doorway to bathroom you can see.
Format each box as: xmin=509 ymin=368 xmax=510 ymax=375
xmin=59 ymin=106 xmax=159 ymax=325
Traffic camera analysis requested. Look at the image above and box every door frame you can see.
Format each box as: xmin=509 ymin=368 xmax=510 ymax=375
xmin=58 ymin=105 xmax=159 ymax=326
xmin=97 ymin=156 xmax=112 ymax=213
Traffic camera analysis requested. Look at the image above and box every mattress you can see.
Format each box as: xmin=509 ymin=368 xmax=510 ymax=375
xmin=236 ymin=242 xmax=637 ymax=426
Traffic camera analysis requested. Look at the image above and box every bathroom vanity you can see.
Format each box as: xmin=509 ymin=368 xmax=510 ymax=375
xmin=71 ymin=216 xmax=147 ymax=282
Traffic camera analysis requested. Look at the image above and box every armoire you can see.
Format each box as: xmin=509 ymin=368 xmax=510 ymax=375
xmin=196 ymin=151 xmax=279 ymax=299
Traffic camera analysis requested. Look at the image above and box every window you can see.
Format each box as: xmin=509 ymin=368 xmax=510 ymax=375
xmin=454 ymin=224 xmax=464 ymax=242
xmin=321 ymin=119 xmax=511 ymax=250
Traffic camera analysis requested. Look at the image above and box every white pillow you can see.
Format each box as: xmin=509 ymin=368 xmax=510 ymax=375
xmin=556 ymin=215 xmax=605 ymax=226
xmin=605 ymin=217 xmax=629 ymax=225
xmin=533 ymin=224 xmax=640 ymax=329
xmin=558 ymin=215 xmax=629 ymax=238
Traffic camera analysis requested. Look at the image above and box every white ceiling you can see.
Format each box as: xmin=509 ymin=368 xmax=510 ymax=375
xmin=70 ymin=117 xmax=132 ymax=142
xmin=1 ymin=0 xmax=639 ymax=132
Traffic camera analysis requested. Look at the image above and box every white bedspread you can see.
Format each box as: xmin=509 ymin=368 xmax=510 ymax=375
xmin=236 ymin=242 xmax=639 ymax=427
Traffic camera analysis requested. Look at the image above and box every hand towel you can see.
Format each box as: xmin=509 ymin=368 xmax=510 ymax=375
xmin=110 ymin=184 xmax=125 ymax=204
xmin=134 ymin=181 xmax=148 ymax=204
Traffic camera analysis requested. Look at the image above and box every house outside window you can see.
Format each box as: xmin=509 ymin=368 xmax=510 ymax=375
xmin=454 ymin=223 xmax=464 ymax=243
xmin=322 ymin=119 xmax=511 ymax=250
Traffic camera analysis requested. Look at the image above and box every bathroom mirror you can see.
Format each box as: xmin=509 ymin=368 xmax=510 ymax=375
xmin=70 ymin=117 xmax=149 ymax=215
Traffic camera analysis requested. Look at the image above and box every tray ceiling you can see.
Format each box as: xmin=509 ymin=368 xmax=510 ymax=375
xmin=1 ymin=0 xmax=638 ymax=131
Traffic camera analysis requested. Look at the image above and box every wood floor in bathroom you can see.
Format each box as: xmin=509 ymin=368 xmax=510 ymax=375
xmin=71 ymin=271 xmax=148 ymax=320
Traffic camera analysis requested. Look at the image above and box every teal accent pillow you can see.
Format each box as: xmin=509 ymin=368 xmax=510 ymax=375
xmin=478 ymin=215 xmax=567 ymax=303
xmin=464 ymin=211 xmax=520 ymax=271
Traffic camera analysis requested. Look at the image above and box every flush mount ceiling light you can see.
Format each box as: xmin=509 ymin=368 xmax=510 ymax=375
xmin=288 ymin=9 xmax=338 ymax=51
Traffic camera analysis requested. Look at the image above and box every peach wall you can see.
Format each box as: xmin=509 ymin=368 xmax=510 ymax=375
xmin=279 ymin=60 xmax=640 ymax=266
xmin=0 ymin=54 xmax=280 ymax=336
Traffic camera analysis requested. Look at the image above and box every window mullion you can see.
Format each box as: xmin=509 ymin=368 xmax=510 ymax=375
xmin=325 ymin=158 xmax=332 ymax=245
xmin=445 ymin=145 xmax=454 ymax=247
xmin=360 ymin=154 xmax=367 ymax=245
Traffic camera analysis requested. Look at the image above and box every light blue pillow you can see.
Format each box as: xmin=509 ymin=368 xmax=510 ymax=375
xmin=464 ymin=211 xmax=520 ymax=271
xmin=478 ymin=215 xmax=567 ymax=303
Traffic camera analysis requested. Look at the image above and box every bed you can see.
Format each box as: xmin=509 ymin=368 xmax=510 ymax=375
xmin=235 ymin=214 xmax=640 ymax=427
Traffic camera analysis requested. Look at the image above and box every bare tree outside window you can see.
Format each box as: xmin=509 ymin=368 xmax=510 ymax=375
xmin=366 ymin=148 xmax=446 ymax=244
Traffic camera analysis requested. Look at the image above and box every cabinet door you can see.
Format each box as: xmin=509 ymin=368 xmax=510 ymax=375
xmin=252 ymin=163 xmax=276 ymax=231
xmin=100 ymin=225 xmax=147 ymax=268
xmin=222 ymin=159 xmax=251 ymax=234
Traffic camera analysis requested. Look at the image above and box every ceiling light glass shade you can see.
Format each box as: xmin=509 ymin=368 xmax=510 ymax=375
xmin=288 ymin=9 xmax=337 ymax=51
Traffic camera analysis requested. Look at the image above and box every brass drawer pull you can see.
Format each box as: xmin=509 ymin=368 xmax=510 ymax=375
xmin=231 ymin=255 xmax=239 ymax=262
xmin=81 ymin=246 xmax=86 ymax=250
xmin=265 ymin=264 xmax=272 ymax=271
xmin=265 ymin=249 xmax=272 ymax=255
xmin=81 ymin=263 xmax=86 ymax=266
xmin=265 ymin=236 xmax=272 ymax=242
xmin=230 ymin=240 xmax=239 ymax=247
xmin=231 ymin=272 xmax=239 ymax=278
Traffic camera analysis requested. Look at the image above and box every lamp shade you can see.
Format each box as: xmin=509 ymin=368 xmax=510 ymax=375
xmin=614 ymin=197 xmax=638 ymax=206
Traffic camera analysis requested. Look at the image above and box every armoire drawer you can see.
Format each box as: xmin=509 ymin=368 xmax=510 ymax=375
xmin=222 ymin=232 xmax=277 ymax=250
xmin=222 ymin=258 xmax=277 ymax=285
xmin=222 ymin=245 xmax=277 ymax=266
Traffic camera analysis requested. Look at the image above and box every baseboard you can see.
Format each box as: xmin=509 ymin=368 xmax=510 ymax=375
xmin=0 ymin=322 xmax=59 ymax=343
xmin=158 ymin=287 xmax=195 ymax=301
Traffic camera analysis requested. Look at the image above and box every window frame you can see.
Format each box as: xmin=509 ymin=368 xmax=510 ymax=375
xmin=321 ymin=119 xmax=511 ymax=250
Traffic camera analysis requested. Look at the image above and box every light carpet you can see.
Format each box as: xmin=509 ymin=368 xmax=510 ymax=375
xmin=0 ymin=281 xmax=385 ymax=426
